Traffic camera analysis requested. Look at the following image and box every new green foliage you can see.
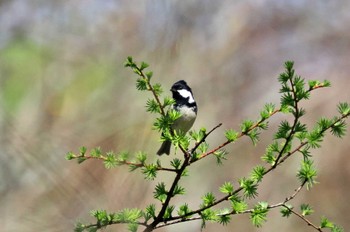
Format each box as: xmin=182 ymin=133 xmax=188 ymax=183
xmin=66 ymin=58 xmax=349 ymax=232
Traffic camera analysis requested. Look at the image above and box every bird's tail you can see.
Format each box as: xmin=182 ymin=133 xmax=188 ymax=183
xmin=157 ymin=140 xmax=171 ymax=155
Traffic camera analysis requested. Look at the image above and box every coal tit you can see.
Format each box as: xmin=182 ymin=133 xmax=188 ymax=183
xmin=157 ymin=80 xmax=197 ymax=155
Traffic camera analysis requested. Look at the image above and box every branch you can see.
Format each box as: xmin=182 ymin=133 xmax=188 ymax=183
xmin=155 ymin=111 xmax=350 ymax=226
xmin=131 ymin=64 xmax=167 ymax=117
xmin=190 ymin=123 xmax=222 ymax=155
xmin=73 ymin=155 xmax=178 ymax=173
xmin=143 ymin=155 xmax=191 ymax=232
xmin=287 ymin=207 xmax=323 ymax=232
xmin=266 ymin=111 xmax=350 ymax=175
xmin=268 ymin=180 xmax=306 ymax=209
xmin=124 ymin=57 xmax=168 ymax=117
xmin=156 ymin=181 xmax=308 ymax=229
xmin=196 ymin=109 xmax=280 ymax=161
xmin=274 ymin=77 xmax=299 ymax=166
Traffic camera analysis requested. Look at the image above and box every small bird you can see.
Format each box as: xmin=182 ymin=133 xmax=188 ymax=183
xmin=157 ymin=80 xmax=198 ymax=155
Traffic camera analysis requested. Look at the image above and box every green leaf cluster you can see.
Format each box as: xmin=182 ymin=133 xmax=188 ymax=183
xmin=297 ymin=159 xmax=317 ymax=189
xmin=233 ymin=103 xmax=277 ymax=147
xmin=75 ymin=208 xmax=142 ymax=232
xmin=279 ymin=61 xmax=313 ymax=111
xmin=225 ymin=129 xmax=239 ymax=142
xmin=219 ymin=182 xmax=234 ymax=195
xmin=280 ymin=204 xmax=293 ymax=218
xmin=239 ymin=178 xmax=258 ymax=199
xmin=143 ymin=204 xmax=156 ymax=222
xmin=154 ymin=182 xmax=167 ymax=203
xmin=230 ymin=196 xmax=248 ymax=213
xmin=190 ymin=127 xmax=207 ymax=142
xmin=201 ymin=192 xmax=216 ymax=207
xmin=250 ymin=202 xmax=269 ymax=227
xmin=250 ymin=166 xmax=266 ymax=183
xmin=177 ymin=203 xmax=191 ymax=217
xmin=213 ymin=149 xmax=228 ymax=165
xmin=300 ymin=203 xmax=314 ymax=216
xmin=321 ymin=217 xmax=344 ymax=232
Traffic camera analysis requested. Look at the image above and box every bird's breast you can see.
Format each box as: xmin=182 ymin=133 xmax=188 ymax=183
xmin=172 ymin=106 xmax=197 ymax=134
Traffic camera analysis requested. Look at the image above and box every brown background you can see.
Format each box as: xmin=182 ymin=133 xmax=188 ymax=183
xmin=1 ymin=1 xmax=349 ymax=231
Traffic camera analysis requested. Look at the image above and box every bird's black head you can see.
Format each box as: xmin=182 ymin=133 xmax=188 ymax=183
xmin=171 ymin=80 xmax=196 ymax=107
xmin=171 ymin=80 xmax=191 ymax=92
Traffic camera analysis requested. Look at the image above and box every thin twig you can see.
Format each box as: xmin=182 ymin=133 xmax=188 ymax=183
xmin=135 ymin=66 xmax=166 ymax=117
xmin=190 ymin=123 xmax=223 ymax=155
xmin=80 ymin=155 xmax=177 ymax=172
xmin=287 ymin=207 xmax=323 ymax=232
xmin=143 ymin=155 xmax=192 ymax=232
xmin=156 ymin=181 xmax=308 ymax=229
xmin=274 ymin=77 xmax=299 ymax=166
xmin=197 ymin=109 xmax=280 ymax=161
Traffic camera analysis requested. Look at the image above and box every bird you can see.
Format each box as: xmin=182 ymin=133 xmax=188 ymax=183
xmin=157 ymin=80 xmax=197 ymax=155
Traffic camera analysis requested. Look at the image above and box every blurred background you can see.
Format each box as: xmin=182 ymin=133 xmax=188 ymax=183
xmin=1 ymin=1 xmax=350 ymax=231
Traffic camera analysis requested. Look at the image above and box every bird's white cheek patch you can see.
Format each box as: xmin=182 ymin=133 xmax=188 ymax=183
xmin=177 ymin=89 xmax=195 ymax=103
